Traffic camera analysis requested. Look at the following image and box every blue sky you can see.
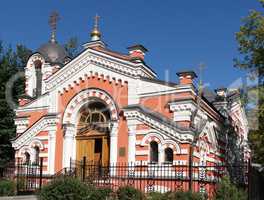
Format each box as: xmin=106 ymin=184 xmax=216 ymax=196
xmin=0 ymin=0 xmax=262 ymax=89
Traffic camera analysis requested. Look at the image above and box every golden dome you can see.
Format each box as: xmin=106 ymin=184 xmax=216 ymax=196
xmin=90 ymin=27 xmax=101 ymax=37
xmin=90 ymin=14 xmax=101 ymax=41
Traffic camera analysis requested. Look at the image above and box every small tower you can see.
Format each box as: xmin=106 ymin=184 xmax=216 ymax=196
xmin=90 ymin=14 xmax=101 ymax=41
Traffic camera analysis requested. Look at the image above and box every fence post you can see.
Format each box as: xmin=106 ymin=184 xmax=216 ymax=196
xmin=16 ymin=158 xmax=20 ymax=193
xmin=248 ymin=159 xmax=251 ymax=200
xmin=139 ymin=161 xmax=142 ymax=191
xmin=82 ymin=156 xmax=86 ymax=182
xmin=39 ymin=157 xmax=43 ymax=190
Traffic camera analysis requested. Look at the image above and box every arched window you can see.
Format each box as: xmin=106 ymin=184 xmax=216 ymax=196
xmin=34 ymin=147 xmax=40 ymax=165
xmin=164 ymin=147 xmax=173 ymax=163
xmin=34 ymin=60 xmax=42 ymax=97
xmin=24 ymin=152 xmax=30 ymax=165
xmin=150 ymin=141 xmax=159 ymax=163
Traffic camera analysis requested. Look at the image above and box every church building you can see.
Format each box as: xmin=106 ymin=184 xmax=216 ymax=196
xmin=11 ymin=15 xmax=249 ymax=176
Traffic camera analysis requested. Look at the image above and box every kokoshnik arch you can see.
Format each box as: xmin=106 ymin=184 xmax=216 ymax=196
xmin=11 ymin=14 xmax=250 ymax=176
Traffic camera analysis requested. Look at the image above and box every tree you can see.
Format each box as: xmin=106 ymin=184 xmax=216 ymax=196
xmin=64 ymin=37 xmax=81 ymax=58
xmin=214 ymin=176 xmax=247 ymax=200
xmin=0 ymin=42 xmax=32 ymax=166
xmin=235 ymin=0 xmax=264 ymax=165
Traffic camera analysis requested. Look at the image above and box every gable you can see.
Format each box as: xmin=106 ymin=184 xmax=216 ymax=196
xmin=44 ymin=48 xmax=156 ymax=94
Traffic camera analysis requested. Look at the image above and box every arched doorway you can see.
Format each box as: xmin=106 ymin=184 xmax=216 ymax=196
xmin=76 ymin=100 xmax=111 ymax=166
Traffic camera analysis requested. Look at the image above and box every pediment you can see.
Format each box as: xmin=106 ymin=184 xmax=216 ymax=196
xmin=44 ymin=48 xmax=156 ymax=93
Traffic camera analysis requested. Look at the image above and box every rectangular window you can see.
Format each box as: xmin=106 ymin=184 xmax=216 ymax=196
xmin=94 ymin=138 xmax=102 ymax=153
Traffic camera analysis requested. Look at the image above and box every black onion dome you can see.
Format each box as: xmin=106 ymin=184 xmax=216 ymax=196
xmin=37 ymin=42 xmax=69 ymax=64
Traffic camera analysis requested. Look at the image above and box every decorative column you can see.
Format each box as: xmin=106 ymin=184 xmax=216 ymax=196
xmin=110 ymin=122 xmax=118 ymax=164
xmin=109 ymin=122 xmax=118 ymax=176
xmin=63 ymin=124 xmax=75 ymax=168
xmin=127 ymin=120 xmax=138 ymax=163
xmin=47 ymin=126 xmax=56 ymax=175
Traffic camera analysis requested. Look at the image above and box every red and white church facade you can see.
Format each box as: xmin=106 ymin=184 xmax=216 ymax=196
xmin=11 ymin=18 xmax=249 ymax=178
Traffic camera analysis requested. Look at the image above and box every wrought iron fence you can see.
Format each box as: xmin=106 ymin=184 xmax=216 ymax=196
xmin=70 ymin=158 xmax=248 ymax=196
xmin=0 ymin=157 xmax=249 ymax=197
xmin=0 ymin=158 xmax=52 ymax=195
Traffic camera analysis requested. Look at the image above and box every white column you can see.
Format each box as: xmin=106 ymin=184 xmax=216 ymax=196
xmin=128 ymin=126 xmax=136 ymax=162
xmin=159 ymin=145 xmax=164 ymax=163
xmin=63 ymin=124 xmax=75 ymax=168
xmin=109 ymin=122 xmax=118 ymax=176
xmin=110 ymin=122 xmax=118 ymax=164
xmin=48 ymin=128 xmax=56 ymax=175
xmin=127 ymin=120 xmax=138 ymax=163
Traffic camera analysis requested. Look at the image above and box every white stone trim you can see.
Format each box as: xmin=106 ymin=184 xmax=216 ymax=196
xmin=12 ymin=115 xmax=58 ymax=150
xmin=15 ymin=117 xmax=29 ymax=134
xmin=48 ymin=126 xmax=57 ymax=174
xmin=62 ymin=88 xmax=118 ymax=125
xmin=44 ymin=49 xmax=156 ymax=93
xmin=139 ymin=85 xmax=196 ymax=98
xmin=29 ymin=139 xmax=45 ymax=150
xmin=127 ymin=120 xmax=139 ymax=162
xmin=135 ymin=150 xmax=149 ymax=155
xmin=140 ymin=132 xmax=181 ymax=154
xmin=124 ymin=109 xmax=194 ymax=143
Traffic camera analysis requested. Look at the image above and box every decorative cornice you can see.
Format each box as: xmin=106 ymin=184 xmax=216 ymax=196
xmin=44 ymin=49 xmax=155 ymax=92
xmin=169 ymin=100 xmax=196 ymax=112
xmin=14 ymin=117 xmax=29 ymax=126
xmin=62 ymin=88 xmax=118 ymax=124
xmin=123 ymin=105 xmax=194 ymax=143
xmin=12 ymin=115 xmax=58 ymax=149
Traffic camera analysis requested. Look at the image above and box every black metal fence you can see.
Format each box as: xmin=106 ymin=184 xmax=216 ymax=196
xmin=0 ymin=157 xmax=249 ymax=198
xmin=0 ymin=158 xmax=52 ymax=195
xmin=69 ymin=158 xmax=248 ymax=197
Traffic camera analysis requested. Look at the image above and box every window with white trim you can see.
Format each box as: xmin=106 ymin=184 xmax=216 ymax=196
xmin=150 ymin=141 xmax=159 ymax=163
xmin=164 ymin=147 xmax=173 ymax=163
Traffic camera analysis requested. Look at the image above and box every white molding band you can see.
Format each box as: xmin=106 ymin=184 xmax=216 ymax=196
xmin=124 ymin=109 xmax=194 ymax=143
xmin=62 ymin=88 xmax=118 ymax=125
xmin=12 ymin=115 xmax=58 ymax=150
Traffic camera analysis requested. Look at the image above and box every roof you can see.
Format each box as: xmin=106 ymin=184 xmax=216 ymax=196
xmin=37 ymin=41 xmax=69 ymax=64
xmin=122 ymin=104 xmax=194 ymax=134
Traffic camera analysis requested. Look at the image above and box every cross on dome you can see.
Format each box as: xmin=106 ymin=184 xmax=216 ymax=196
xmin=49 ymin=11 xmax=60 ymax=43
xmin=90 ymin=14 xmax=101 ymax=41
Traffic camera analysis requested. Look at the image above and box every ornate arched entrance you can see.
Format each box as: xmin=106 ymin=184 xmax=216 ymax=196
xmin=62 ymin=88 xmax=119 ymax=169
xmin=76 ymin=100 xmax=110 ymax=165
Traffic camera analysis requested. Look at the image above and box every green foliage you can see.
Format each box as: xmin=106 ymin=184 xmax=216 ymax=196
xmin=116 ymin=186 xmax=145 ymax=200
xmin=64 ymin=37 xmax=81 ymax=58
xmin=147 ymin=192 xmax=166 ymax=200
xmin=0 ymin=179 xmax=16 ymax=196
xmin=235 ymin=1 xmax=264 ymax=83
xmin=234 ymin=0 xmax=264 ymax=165
xmin=39 ymin=177 xmax=92 ymax=200
xmin=214 ymin=176 xmax=247 ymax=200
xmin=88 ymin=187 xmax=113 ymax=200
xmin=0 ymin=42 xmax=32 ymax=167
xmin=38 ymin=177 xmax=112 ymax=200
xmin=147 ymin=191 xmax=204 ymax=200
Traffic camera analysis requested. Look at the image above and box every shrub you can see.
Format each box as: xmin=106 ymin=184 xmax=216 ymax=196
xmin=214 ymin=176 xmax=247 ymax=200
xmin=0 ymin=179 xmax=16 ymax=196
xmin=89 ymin=187 xmax=113 ymax=200
xmin=165 ymin=191 xmax=204 ymax=200
xmin=147 ymin=192 xmax=166 ymax=200
xmin=116 ymin=186 xmax=145 ymax=200
xmin=147 ymin=191 xmax=204 ymax=200
xmin=38 ymin=177 xmax=95 ymax=200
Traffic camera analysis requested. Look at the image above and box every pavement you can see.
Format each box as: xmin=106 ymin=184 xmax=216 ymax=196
xmin=0 ymin=196 xmax=37 ymax=200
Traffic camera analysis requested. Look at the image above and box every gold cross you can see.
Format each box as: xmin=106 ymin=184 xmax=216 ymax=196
xmin=94 ymin=14 xmax=100 ymax=27
xmin=49 ymin=11 xmax=60 ymax=31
